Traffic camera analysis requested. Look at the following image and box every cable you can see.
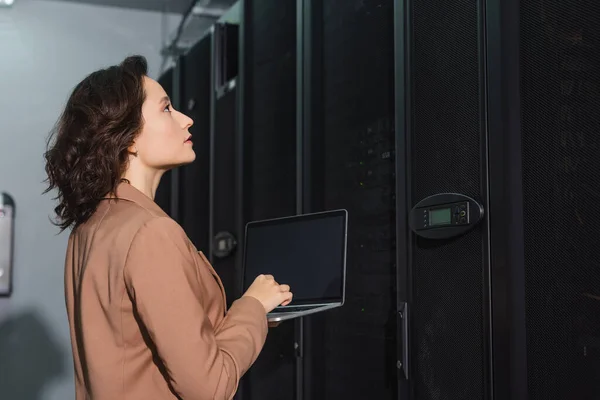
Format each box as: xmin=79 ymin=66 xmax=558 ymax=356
xmin=159 ymin=0 xmax=199 ymax=76
xmin=168 ymin=0 xmax=199 ymax=54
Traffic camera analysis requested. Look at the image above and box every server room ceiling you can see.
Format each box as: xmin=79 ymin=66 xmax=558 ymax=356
xmin=45 ymin=0 xmax=237 ymax=14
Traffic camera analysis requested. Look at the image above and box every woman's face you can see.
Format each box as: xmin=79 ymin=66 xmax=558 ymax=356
xmin=134 ymin=76 xmax=195 ymax=170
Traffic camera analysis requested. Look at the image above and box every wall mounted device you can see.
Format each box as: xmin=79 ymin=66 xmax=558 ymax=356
xmin=409 ymin=193 xmax=484 ymax=240
xmin=0 ymin=192 xmax=15 ymax=296
xmin=212 ymin=231 xmax=237 ymax=259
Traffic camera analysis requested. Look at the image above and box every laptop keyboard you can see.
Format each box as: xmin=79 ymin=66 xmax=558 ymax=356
xmin=270 ymin=306 xmax=317 ymax=313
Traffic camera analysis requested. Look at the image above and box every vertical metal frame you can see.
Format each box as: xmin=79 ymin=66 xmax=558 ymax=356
xmin=478 ymin=0 xmax=494 ymax=397
xmin=297 ymin=2 xmax=323 ymax=399
xmin=394 ymin=0 xmax=411 ymax=398
xmin=295 ymin=1 xmax=306 ymax=399
xmin=297 ymin=0 xmax=316 ymax=213
xmin=234 ymin=2 xmax=249 ymax=399
xmin=485 ymin=0 xmax=528 ymax=399
xmin=296 ymin=2 xmax=306 ymax=211
xmin=303 ymin=0 xmax=324 ymax=216
xmin=236 ymin=0 xmax=251 ymax=301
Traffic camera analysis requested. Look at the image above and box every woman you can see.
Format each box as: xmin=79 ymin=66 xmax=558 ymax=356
xmin=44 ymin=55 xmax=292 ymax=400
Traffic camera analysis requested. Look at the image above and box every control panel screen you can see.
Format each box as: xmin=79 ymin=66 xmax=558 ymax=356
xmin=429 ymin=207 xmax=451 ymax=226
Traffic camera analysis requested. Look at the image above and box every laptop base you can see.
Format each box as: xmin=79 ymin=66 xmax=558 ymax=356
xmin=267 ymin=303 xmax=341 ymax=323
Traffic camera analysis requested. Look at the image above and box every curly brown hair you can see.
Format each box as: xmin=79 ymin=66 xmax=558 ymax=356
xmin=44 ymin=55 xmax=148 ymax=231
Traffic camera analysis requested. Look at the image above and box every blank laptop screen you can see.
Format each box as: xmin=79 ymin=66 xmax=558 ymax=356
xmin=243 ymin=210 xmax=347 ymax=303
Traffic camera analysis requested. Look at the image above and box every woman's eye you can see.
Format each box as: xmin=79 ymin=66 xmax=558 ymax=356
xmin=164 ymin=104 xmax=172 ymax=113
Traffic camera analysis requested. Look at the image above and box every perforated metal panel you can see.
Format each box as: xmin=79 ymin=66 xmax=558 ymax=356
xmin=241 ymin=1 xmax=297 ymax=399
xmin=410 ymin=0 xmax=486 ymax=398
xmin=520 ymin=0 xmax=600 ymax=398
xmin=308 ymin=1 xmax=397 ymax=399
xmin=211 ymin=23 xmax=240 ymax=305
xmin=247 ymin=0 xmax=297 ymax=222
xmin=180 ymin=36 xmax=211 ymax=253
xmin=212 ymin=88 xmax=238 ymax=305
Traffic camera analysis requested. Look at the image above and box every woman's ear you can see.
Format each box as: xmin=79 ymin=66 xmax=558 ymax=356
xmin=127 ymin=143 xmax=138 ymax=157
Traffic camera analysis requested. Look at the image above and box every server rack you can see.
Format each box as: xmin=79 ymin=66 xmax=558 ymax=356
xmin=487 ymin=0 xmax=600 ymax=398
xmin=210 ymin=22 xmax=241 ymax=306
xmin=156 ymin=0 xmax=600 ymax=398
xmin=396 ymin=0 xmax=600 ymax=399
xmin=237 ymin=1 xmax=298 ymax=399
xmin=180 ymin=35 xmax=212 ymax=252
xmin=302 ymin=1 xmax=398 ymax=399
xmin=155 ymin=37 xmax=212 ymax=255
xmin=400 ymin=0 xmax=491 ymax=398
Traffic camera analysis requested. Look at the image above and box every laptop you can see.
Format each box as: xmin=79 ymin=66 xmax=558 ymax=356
xmin=242 ymin=209 xmax=348 ymax=322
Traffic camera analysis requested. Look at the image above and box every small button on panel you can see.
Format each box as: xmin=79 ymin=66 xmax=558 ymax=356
xmin=452 ymin=202 xmax=469 ymax=225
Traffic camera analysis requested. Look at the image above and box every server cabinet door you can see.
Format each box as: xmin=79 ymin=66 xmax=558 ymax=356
xmin=180 ymin=35 xmax=211 ymax=253
xmin=212 ymin=86 xmax=238 ymax=305
xmin=211 ymin=23 xmax=240 ymax=306
xmin=305 ymin=1 xmax=397 ymax=399
xmin=516 ymin=0 xmax=600 ymax=398
xmin=404 ymin=0 xmax=491 ymax=399
xmin=238 ymin=1 xmax=298 ymax=399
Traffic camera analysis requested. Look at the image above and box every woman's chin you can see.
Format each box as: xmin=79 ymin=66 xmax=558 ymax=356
xmin=159 ymin=150 xmax=196 ymax=170
xmin=181 ymin=148 xmax=197 ymax=164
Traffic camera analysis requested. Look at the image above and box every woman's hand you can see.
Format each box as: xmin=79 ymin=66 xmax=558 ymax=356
xmin=242 ymin=274 xmax=293 ymax=313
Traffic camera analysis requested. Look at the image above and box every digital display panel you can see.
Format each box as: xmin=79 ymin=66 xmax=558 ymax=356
xmin=429 ymin=207 xmax=452 ymax=226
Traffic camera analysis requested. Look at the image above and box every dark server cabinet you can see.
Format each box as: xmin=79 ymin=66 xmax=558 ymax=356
xmin=211 ymin=23 xmax=240 ymax=306
xmin=211 ymin=85 xmax=237 ymax=305
xmin=154 ymin=36 xmax=212 ymax=255
xmin=398 ymin=0 xmax=490 ymax=399
xmin=303 ymin=1 xmax=397 ymax=399
xmin=487 ymin=0 xmax=600 ymax=398
xmin=179 ymin=35 xmax=212 ymax=252
xmin=238 ymin=0 xmax=297 ymax=399
xmin=397 ymin=0 xmax=600 ymax=399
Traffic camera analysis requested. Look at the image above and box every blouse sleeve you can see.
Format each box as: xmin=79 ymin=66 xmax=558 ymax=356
xmin=123 ymin=217 xmax=268 ymax=400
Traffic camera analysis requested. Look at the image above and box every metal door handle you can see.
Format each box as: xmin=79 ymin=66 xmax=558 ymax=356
xmin=398 ymin=302 xmax=409 ymax=380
